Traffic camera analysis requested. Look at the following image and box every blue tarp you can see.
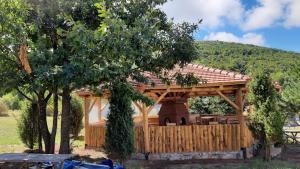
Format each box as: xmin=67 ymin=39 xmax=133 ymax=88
xmin=53 ymin=159 xmax=124 ymax=169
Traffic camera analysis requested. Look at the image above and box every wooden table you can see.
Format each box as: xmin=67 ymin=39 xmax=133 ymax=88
xmin=0 ymin=153 xmax=76 ymax=169
xmin=284 ymin=130 xmax=300 ymax=144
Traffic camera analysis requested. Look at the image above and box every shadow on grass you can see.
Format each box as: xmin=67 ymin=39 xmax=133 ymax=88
xmin=0 ymin=113 xmax=9 ymax=117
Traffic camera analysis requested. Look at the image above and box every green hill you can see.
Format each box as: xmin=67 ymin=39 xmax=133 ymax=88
xmin=194 ymin=41 xmax=300 ymax=81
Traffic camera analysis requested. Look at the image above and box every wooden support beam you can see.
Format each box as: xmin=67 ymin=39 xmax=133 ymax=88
xmin=147 ymin=87 xmax=242 ymax=94
xmin=98 ymin=98 xmax=101 ymax=122
xmin=144 ymin=81 xmax=247 ymax=90
xmin=235 ymin=88 xmax=245 ymax=147
xmin=84 ymin=97 xmax=91 ymax=147
xmin=88 ymin=97 xmax=97 ymax=113
xmin=146 ymin=89 xmax=169 ymax=114
xmin=217 ymin=90 xmax=240 ymax=111
xmin=142 ymin=103 xmax=150 ymax=153
xmin=143 ymin=88 xmax=169 ymax=153
xmin=134 ymin=102 xmax=143 ymax=113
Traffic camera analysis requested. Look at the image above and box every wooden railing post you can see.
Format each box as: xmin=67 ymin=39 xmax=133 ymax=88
xmin=84 ymin=97 xmax=91 ymax=148
xmin=235 ymin=88 xmax=245 ymax=147
xmin=142 ymin=103 xmax=150 ymax=153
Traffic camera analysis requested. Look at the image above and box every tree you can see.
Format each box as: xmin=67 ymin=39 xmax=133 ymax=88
xmin=280 ymin=67 xmax=300 ymax=117
xmin=189 ymin=96 xmax=236 ymax=115
xmin=0 ymin=0 xmax=45 ymax=152
xmin=23 ymin=0 xmax=105 ymax=154
xmin=1 ymin=0 xmax=198 ymax=156
xmin=1 ymin=0 xmax=105 ymax=153
xmin=248 ymin=70 xmax=285 ymax=160
xmin=105 ymin=81 xmax=135 ymax=159
xmin=99 ymin=0 xmax=198 ymax=159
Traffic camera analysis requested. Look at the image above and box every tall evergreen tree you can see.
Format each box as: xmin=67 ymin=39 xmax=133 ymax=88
xmin=105 ymin=81 xmax=135 ymax=159
xmin=249 ymin=70 xmax=285 ymax=160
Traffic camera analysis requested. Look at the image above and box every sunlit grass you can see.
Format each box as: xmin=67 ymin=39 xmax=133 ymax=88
xmin=0 ymin=111 xmax=84 ymax=153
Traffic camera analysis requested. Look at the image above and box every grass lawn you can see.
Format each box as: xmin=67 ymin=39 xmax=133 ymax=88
xmin=0 ymin=116 xmax=22 ymax=146
xmin=0 ymin=112 xmax=84 ymax=153
xmin=0 ymin=114 xmax=25 ymax=153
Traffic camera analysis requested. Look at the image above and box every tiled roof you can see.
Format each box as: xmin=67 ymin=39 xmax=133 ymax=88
xmin=77 ymin=64 xmax=250 ymax=96
xmin=134 ymin=63 xmax=250 ymax=88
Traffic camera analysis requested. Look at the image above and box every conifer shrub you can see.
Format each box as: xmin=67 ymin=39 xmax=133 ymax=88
xmin=248 ymin=70 xmax=285 ymax=160
xmin=105 ymin=81 xmax=135 ymax=159
xmin=17 ymin=102 xmax=39 ymax=149
xmin=70 ymin=96 xmax=84 ymax=139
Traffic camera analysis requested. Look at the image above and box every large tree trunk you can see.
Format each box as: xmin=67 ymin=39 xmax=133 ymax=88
xmin=265 ymin=144 xmax=271 ymax=161
xmin=59 ymin=87 xmax=71 ymax=154
xmin=49 ymin=92 xmax=59 ymax=154
xmin=38 ymin=99 xmax=51 ymax=153
xmin=38 ymin=119 xmax=43 ymax=153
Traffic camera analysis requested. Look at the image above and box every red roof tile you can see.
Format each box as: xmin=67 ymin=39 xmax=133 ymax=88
xmin=77 ymin=64 xmax=251 ymax=96
xmin=134 ymin=63 xmax=250 ymax=88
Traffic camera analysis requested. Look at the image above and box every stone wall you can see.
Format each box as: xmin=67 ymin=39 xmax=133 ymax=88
xmin=132 ymin=151 xmax=244 ymax=160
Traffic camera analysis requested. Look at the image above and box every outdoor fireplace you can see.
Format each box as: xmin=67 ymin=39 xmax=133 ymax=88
xmin=158 ymin=100 xmax=189 ymax=125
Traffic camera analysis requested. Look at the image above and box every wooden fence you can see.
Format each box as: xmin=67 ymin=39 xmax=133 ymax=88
xmin=85 ymin=125 xmax=106 ymax=148
xmin=85 ymin=124 xmax=254 ymax=153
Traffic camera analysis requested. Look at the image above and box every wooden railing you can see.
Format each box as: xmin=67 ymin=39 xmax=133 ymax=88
xmin=85 ymin=124 xmax=254 ymax=153
xmin=85 ymin=125 xmax=106 ymax=148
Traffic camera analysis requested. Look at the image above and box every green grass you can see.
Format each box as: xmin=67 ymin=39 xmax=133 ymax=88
xmin=0 ymin=112 xmax=24 ymax=153
xmin=0 ymin=116 xmax=22 ymax=145
xmin=0 ymin=111 xmax=84 ymax=153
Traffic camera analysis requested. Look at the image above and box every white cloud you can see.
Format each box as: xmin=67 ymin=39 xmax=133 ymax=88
xmin=242 ymin=0 xmax=300 ymax=30
xmin=162 ymin=0 xmax=300 ymax=31
xmin=204 ymin=32 xmax=265 ymax=46
xmin=161 ymin=0 xmax=244 ymax=28
xmin=242 ymin=0 xmax=287 ymax=31
xmin=284 ymin=0 xmax=300 ymax=27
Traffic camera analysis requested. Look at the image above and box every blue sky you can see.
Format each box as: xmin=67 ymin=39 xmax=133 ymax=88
xmin=162 ymin=0 xmax=300 ymax=53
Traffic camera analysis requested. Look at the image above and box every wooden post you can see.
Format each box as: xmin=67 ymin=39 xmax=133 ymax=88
xmin=98 ymin=97 xmax=102 ymax=122
xmin=142 ymin=89 xmax=169 ymax=154
xmin=84 ymin=97 xmax=91 ymax=148
xmin=235 ymin=88 xmax=245 ymax=148
xmin=142 ymin=103 xmax=150 ymax=153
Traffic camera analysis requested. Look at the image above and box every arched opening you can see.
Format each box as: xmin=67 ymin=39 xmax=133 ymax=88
xmin=164 ymin=118 xmax=171 ymax=126
xmin=180 ymin=117 xmax=186 ymax=125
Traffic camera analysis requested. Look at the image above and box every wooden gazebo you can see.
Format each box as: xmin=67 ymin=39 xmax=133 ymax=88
xmin=77 ymin=64 xmax=254 ymax=156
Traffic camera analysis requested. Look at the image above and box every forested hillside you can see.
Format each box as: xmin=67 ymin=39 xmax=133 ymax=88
xmin=194 ymin=41 xmax=300 ymax=81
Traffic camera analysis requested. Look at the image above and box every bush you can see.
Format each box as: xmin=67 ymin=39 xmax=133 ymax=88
xmin=70 ymin=96 xmax=83 ymax=139
xmin=1 ymin=93 xmax=23 ymax=110
xmin=17 ymin=102 xmax=39 ymax=149
xmin=0 ymin=99 xmax=8 ymax=116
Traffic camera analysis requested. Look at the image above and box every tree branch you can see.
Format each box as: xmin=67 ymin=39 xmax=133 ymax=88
xmin=44 ymin=92 xmax=52 ymax=102
xmin=16 ymin=87 xmax=33 ymax=102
